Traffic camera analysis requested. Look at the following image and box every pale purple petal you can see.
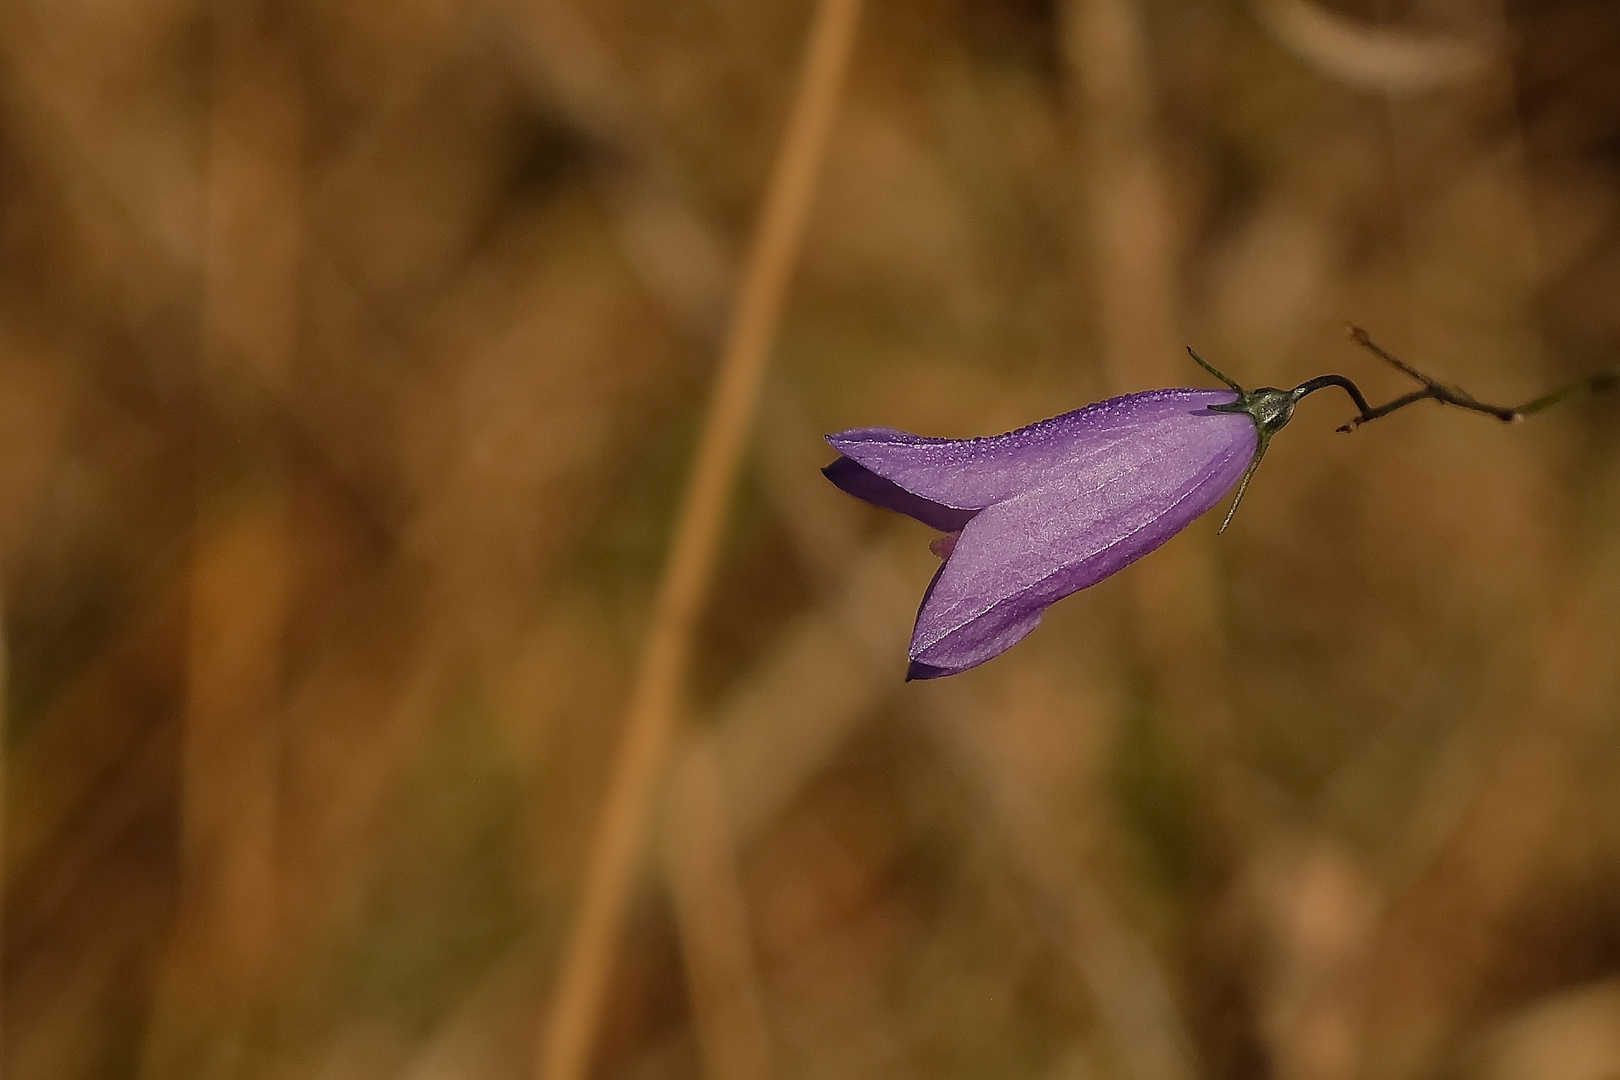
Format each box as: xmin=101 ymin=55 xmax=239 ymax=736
xmin=905 ymin=406 xmax=1256 ymax=678
xmin=827 ymin=389 xmax=1241 ymax=513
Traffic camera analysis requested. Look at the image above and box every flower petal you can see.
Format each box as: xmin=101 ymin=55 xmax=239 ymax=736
xmin=828 ymin=389 xmax=1241 ymax=515
xmin=907 ymin=408 xmax=1256 ymax=676
xmin=821 ymin=456 xmax=979 ymax=532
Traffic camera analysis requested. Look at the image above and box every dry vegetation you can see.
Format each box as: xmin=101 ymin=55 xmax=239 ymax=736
xmin=5 ymin=1 xmax=1620 ymax=1079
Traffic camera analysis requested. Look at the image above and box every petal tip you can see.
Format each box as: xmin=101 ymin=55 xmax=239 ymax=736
xmin=905 ymin=659 xmax=956 ymax=681
xmin=822 ymin=455 xmax=979 ymax=533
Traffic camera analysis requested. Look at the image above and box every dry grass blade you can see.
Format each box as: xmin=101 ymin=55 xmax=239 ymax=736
xmin=663 ymin=735 xmax=773 ymax=1080
xmin=536 ymin=2 xmax=864 ymax=1078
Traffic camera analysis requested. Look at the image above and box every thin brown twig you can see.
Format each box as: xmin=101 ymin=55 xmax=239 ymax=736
xmin=1338 ymin=323 xmax=1620 ymax=431
xmin=535 ymin=2 xmax=863 ymax=1078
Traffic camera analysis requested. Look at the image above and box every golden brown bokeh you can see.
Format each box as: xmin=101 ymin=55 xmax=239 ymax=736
xmin=4 ymin=2 xmax=1620 ymax=1080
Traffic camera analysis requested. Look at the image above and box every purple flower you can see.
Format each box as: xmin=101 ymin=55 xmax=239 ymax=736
xmin=824 ymin=326 xmax=1615 ymax=678
xmin=824 ymin=353 xmax=1328 ymax=679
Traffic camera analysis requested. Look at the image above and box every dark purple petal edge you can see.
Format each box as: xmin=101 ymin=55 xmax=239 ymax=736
xmin=821 ymin=456 xmax=979 ymax=533
xmin=905 ymin=660 xmax=954 ymax=681
xmin=902 ymin=561 xmax=952 ymax=681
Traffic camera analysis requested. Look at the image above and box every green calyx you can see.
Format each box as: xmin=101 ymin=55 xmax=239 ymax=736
xmin=1219 ymin=385 xmax=1298 ymax=438
xmin=1187 ymin=348 xmax=1303 ymax=534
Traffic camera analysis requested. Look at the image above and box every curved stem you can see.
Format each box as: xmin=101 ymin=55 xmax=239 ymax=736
xmin=1291 ymin=373 xmax=1374 ymax=418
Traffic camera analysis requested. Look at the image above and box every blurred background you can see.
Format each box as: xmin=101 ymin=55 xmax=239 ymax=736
xmin=5 ymin=0 xmax=1620 ymax=1079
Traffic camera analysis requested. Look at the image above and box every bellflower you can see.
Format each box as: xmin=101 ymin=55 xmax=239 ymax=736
xmin=824 ymin=352 xmax=1368 ymax=679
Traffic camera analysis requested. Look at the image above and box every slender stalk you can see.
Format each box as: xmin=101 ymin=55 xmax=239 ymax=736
xmin=1293 ymin=374 xmax=1374 ymax=418
xmin=536 ymin=3 xmax=862 ymax=1078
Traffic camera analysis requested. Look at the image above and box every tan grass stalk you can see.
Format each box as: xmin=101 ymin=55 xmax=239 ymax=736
xmin=663 ymin=735 xmax=773 ymax=1080
xmin=536 ymin=2 xmax=864 ymax=1077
